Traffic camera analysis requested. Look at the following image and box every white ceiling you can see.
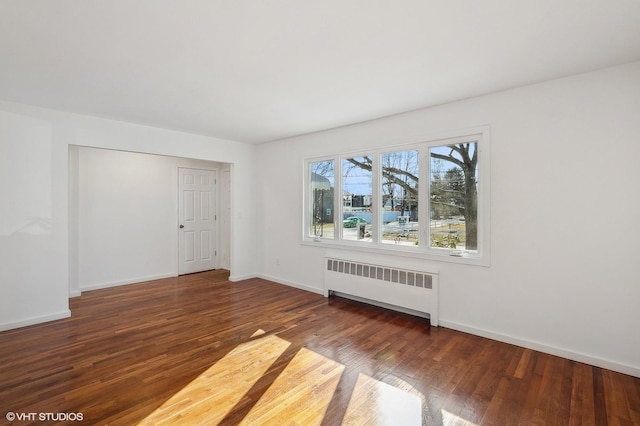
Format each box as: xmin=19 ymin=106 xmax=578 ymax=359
xmin=1 ymin=1 xmax=640 ymax=144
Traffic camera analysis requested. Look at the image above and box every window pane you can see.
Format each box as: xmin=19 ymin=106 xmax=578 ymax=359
xmin=342 ymin=156 xmax=372 ymax=241
xmin=310 ymin=160 xmax=334 ymax=238
xmin=429 ymin=142 xmax=478 ymax=251
xmin=381 ymin=150 xmax=419 ymax=246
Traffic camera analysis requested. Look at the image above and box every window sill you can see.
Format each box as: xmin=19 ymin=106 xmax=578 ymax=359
xmin=301 ymin=238 xmax=490 ymax=267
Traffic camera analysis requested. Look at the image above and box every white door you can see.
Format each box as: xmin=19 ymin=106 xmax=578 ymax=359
xmin=179 ymin=168 xmax=217 ymax=275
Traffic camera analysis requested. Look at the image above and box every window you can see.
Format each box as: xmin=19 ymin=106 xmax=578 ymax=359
xmin=429 ymin=143 xmax=478 ymax=251
xmin=342 ymin=156 xmax=372 ymax=242
xmin=381 ymin=149 xmax=419 ymax=246
xmin=309 ymin=160 xmax=334 ymax=239
xmin=304 ymin=127 xmax=489 ymax=265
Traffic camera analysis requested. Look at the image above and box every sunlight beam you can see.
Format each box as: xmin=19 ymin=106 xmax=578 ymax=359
xmin=441 ymin=409 xmax=479 ymax=426
xmin=139 ymin=331 xmax=290 ymax=425
xmin=240 ymin=347 xmax=345 ymax=425
xmin=343 ymin=373 xmax=423 ymax=425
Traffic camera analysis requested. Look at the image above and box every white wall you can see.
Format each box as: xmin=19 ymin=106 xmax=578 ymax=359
xmin=0 ymin=100 xmax=258 ymax=331
xmin=75 ymin=147 xmax=229 ymax=291
xmin=257 ymin=61 xmax=640 ymax=376
xmin=0 ymin=109 xmax=69 ymax=328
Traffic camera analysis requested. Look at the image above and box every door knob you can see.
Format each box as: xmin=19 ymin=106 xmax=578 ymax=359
xmin=179 ymin=224 xmax=184 ymax=229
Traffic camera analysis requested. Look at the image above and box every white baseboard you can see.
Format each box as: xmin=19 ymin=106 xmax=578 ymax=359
xmin=228 ymin=273 xmax=258 ymax=282
xmin=80 ymin=273 xmax=176 ymax=292
xmin=0 ymin=310 xmax=71 ymax=332
xmin=440 ymin=319 xmax=640 ymax=378
xmin=257 ymin=274 xmax=324 ymax=295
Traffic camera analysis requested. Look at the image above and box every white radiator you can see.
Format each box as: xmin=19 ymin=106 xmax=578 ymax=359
xmin=323 ymin=253 xmax=439 ymax=326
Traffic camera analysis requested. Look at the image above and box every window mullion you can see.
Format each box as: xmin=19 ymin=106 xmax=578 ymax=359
xmin=335 ymin=156 xmax=342 ymax=240
xmin=371 ymin=152 xmax=381 ymax=245
xmin=419 ymin=145 xmax=430 ymax=252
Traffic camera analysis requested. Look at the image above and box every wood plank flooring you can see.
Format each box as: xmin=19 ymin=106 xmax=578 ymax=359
xmin=0 ymin=272 xmax=638 ymax=425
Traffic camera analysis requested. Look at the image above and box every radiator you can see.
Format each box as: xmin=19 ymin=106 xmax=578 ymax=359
xmin=324 ymin=254 xmax=439 ymax=326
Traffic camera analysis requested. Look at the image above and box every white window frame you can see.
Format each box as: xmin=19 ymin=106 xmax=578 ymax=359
xmin=302 ymin=127 xmax=490 ymax=267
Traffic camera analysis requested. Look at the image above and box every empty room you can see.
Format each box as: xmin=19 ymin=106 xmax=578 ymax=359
xmin=1 ymin=1 xmax=639 ymax=425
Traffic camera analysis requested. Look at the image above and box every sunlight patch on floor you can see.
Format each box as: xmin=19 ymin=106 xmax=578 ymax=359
xmin=342 ymin=373 xmax=422 ymax=425
xmin=240 ymin=346 xmax=345 ymax=425
xmin=441 ymin=409 xmax=479 ymax=426
xmin=138 ymin=329 xmax=429 ymax=425
xmin=250 ymin=329 xmax=265 ymax=338
xmin=138 ymin=331 xmax=290 ymax=425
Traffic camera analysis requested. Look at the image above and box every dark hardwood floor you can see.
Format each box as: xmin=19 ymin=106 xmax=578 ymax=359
xmin=0 ymin=272 xmax=638 ymax=425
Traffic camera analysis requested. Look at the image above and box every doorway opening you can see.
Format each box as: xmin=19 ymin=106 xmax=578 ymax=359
xmin=69 ymin=146 xmax=232 ymax=294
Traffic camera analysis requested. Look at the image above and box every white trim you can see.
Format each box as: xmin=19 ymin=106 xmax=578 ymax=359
xmin=69 ymin=290 xmax=82 ymax=298
xmin=301 ymin=239 xmax=489 ymax=266
xmin=0 ymin=310 xmax=71 ymax=332
xmin=79 ymin=272 xmax=176 ymax=291
xmin=228 ymin=273 xmax=259 ymax=282
xmin=440 ymin=319 xmax=640 ymax=378
xmin=257 ymin=274 xmax=325 ymax=295
xmin=303 ymin=125 xmax=491 ymax=267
